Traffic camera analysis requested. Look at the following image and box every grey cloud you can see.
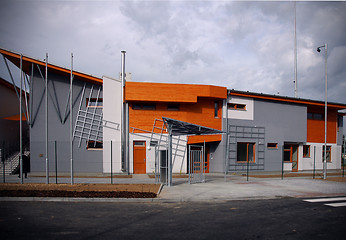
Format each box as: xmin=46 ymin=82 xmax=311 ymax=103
xmin=0 ymin=0 xmax=345 ymax=106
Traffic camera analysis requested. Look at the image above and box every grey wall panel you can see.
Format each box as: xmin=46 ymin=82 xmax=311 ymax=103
xmin=214 ymin=99 xmax=307 ymax=172
xmin=30 ymin=69 xmax=103 ymax=173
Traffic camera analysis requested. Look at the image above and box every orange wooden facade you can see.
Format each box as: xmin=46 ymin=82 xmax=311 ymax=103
xmin=125 ymin=82 xmax=227 ymax=143
xmin=307 ymin=106 xmax=338 ymax=144
xmin=126 ymin=82 xmax=226 ymax=103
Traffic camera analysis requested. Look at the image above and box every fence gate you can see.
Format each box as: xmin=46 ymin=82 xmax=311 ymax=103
xmin=154 ymin=145 xmax=169 ymax=185
xmin=188 ymin=145 xmax=205 ymax=184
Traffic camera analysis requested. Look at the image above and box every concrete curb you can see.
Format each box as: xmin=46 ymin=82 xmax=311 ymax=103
xmin=0 ymin=196 xmax=282 ymax=203
xmin=1 ymin=194 xmax=346 ymax=203
xmin=0 ymin=197 xmax=158 ymax=203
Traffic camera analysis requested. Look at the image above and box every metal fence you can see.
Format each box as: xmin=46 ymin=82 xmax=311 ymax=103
xmin=188 ymin=145 xmax=205 ymax=184
xmin=2 ymin=140 xmax=344 ymax=185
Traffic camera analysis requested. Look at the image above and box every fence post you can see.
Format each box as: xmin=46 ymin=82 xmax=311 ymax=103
xmin=281 ymin=146 xmax=284 ymax=180
xmin=313 ymin=146 xmax=316 ymax=179
xmin=188 ymin=145 xmax=191 ymax=184
xmin=203 ymin=141 xmax=205 ymax=183
xmin=1 ymin=146 xmax=4 ymax=183
xmin=54 ymin=140 xmax=57 ymax=184
xmin=247 ymin=158 xmax=249 ymax=182
xmin=343 ymin=137 xmax=345 ymax=178
xmin=111 ymin=140 xmax=113 ymax=184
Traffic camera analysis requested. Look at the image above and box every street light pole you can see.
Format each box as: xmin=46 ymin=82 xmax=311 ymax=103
xmin=317 ymin=44 xmax=327 ymax=180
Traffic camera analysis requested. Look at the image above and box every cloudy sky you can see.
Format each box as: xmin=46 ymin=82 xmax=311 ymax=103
xmin=0 ymin=0 xmax=345 ymax=105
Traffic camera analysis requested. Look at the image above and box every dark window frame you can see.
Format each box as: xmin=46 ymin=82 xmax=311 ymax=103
xmin=167 ymin=104 xmax=180 ymax=111
xmin=237 ymin=142 xmax=256 ymax=163
xmin=228 ymin=103 xmax=246 ymax=111
xmin=322 ymin=145 xmax=332 ymax=162
xmin=267 ymin=143 xmax=278 ymax=149
xmin=87 ymin=141 xmax=103 ymax=150
xmin=86 ymin=98 xmax=103 ymax=108
xmin=131 ymin=103 xmax=156 ymax=110
xmin=307 ymin=112 xmax=323 ymax=120
xmin=303 ymin=145 xmax=310 ymax=158
xmin=214 ymin=101 xmax=219 ymax=118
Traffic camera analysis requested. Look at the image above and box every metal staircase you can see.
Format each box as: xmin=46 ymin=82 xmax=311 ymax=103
xmin=0 ymin=150 xmax=30 ymax=175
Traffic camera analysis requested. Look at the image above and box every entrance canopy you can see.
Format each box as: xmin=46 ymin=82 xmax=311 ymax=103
xmin=162 ymin=117 xmax=224 ymax=187
xmin=162 ymin=117 xmax=225 ymax=136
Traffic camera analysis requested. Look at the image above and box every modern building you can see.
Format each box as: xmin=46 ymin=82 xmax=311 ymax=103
xmin=103 ymin=79 xmax=227 ymax=175
xmin=0 ymin=48 xmax=104 ymax=174
xmin=221 ymin=90 xmax=345 ymax=173
xmin=1 ymin=47 xmax=345 ymax=178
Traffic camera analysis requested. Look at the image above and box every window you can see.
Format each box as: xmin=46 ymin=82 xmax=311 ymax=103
xmin=134 ymin=141 xmax=145 ymax=146
xmin=228 ymin=103 xmax=246 ymax=110
xmin=167 ymin=104 xmax=179 ymax=111
xmin=267 ymin=143 xmax=278 ymax=149
xmin=307 ymin=112 xmax=323 ymax=120
xmin=132 ymin=103 xmax=156 ymax=110
xmin=87 ymin=98 xmax=103 ymax=108
xmin=237 ymin=142 xmax=255 ymax=162
xmin=132 ymin=104 xmax=141 ymax=110
xmin=322 ymin=146 xmax=331 ymax=162
xmin=214 ymin=101 xmax=219 ymax=118
xmin=87 ymin=141 xmax=103 ymax=150
xmin=283 ymin=144 xmax=299 ymax=162
xmin=283 ymin=144 xmax=291 ymax=162
xmin=303 ymin=145 xmax=310 ymax=158
xmin=338 ymin=115 xmax=343 ymax=129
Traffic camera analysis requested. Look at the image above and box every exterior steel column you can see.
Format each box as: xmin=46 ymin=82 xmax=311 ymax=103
xmin=70 ymin=53 xmax=74 ymax=185
xmin=126 ymin=102 xmax=130 ymax=174
xmin=45 ymin=53 xmax=49 ymax=184
xmin=224 ymin=96 xmax=229 ymax=181
xmin=343 ymin=136 xmax=345 ymax=177
xmin=294 ymin=1 xmax=298 ymax=97
xmin=121 ymin=51 xmax=126 ymax=172
xmin=167 ymin=123 xmax=173 ymax=187
xmin=29 ymin=63 xmax=34 ymax=126
xmin=19 ymin=55 xmax=23 ymax=184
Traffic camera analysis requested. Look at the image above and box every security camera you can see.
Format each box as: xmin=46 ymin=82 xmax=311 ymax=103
xmin=317 ymin=47 xmax=321 ymax=52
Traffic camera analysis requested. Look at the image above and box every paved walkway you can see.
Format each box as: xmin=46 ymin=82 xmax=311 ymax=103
xmin=160 ymin=175 xmax=346 ymax=202
xmin=1 ymin=173 xmax=346 ymax=202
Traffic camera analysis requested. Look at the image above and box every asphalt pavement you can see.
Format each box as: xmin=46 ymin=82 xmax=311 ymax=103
xmin=1 ymin=198 xmax=346 ymax=240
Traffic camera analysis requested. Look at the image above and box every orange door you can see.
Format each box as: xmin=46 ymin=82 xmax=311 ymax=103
xmin=133 ymin=141 xmax=146 ymax=174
